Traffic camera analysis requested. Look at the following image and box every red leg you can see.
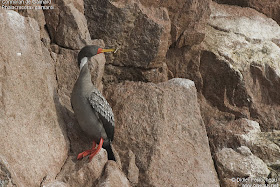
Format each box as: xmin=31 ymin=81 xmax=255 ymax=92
xmin=89 ymin=138 xmax=104 ymax=162
xmin=77 ymin=150 xmax=91 ymax=160
xmin=91 ymin=141 xmax=97 ymax=149
xmin=77 ymin=141 xmax=97 ymax=160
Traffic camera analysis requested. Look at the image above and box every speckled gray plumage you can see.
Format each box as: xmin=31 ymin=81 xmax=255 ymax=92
xmin=88 ymin=87 xmax=115 ymax=141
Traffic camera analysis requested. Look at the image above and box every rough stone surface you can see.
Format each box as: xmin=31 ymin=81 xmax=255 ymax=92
xmin=251 ymin=131 xmax=280 ymax=166
xmin=139 ymin=0 xmax=211 ymax=47
xmin=44 ymin=0 xmax=91 ymax=49
xmin=215 ymin=147 xmax=270 ymax=186
xmin=2 ymin=0 xmax=280 ymax=186
xmin=208 ymin=118 xmax=280 ymax=185
xmin=0 ymin=159 xmax=15 ymax=187
xmin=106 ymin=78 xmax=219 ymax=187
xmin=97 ymin=161 xmax=131 ymax=187
xmin=0 ymin=10 xmax=68 ymax=186
xmin=85 ymin=0 xmax=170 ymax=68
xmin=16 ymin=5 xmax=51 ymax=48
xmin=200 ymin=2 xmax=280 ymax=130
xmin=85 ymin=0 xmax=170 ymax=84
xmin=103 ymin=63 xmax=169 ymax=86
xmin=43 ymin=181 xmax=69 ymax=187
xmin=166 ymin=46 xmax=203 ymax=89
xmin=207 ymin=118 xmax=261 ymax=152
xmin=127 ymin=150 xmax=139 ymax=185
xmin=56 ymin=150 xmax=108 ymax=187
xmin=213 ymin=0 xmax=280 ymax=26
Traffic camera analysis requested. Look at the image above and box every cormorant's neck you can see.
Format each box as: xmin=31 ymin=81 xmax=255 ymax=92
xmin=78 ymin=61 xmax=92 ymax=84
xmin=80 ymin=57 xmax=88 ymax=70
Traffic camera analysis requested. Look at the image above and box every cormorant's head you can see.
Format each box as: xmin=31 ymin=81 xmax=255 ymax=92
xmin=77 ymin=45 xmax=115 ymax=70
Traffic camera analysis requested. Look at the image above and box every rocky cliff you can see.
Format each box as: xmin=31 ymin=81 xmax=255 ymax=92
xmin=0 ymin=0 xmax=279 ymax=186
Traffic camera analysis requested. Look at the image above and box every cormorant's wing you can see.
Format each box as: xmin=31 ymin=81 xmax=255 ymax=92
xmin=88 ymin=88 xmax=115 ymax=141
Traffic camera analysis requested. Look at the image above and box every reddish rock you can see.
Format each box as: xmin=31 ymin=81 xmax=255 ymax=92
xmin=139 ymin=0 xmax=211 ymax=47
xmin=207 ymin=118 xmax=261 ymax=152
xmin=55 ymin=150 xmax=108 ymax=187
xmin=215 ymin=147 xmax=269 ymax=186
xmin=126 ymin=150 xmax=139 ymax=185
xmin=97 ymin=161 xmax=131 ymax=187
xmin=0 ymin=10 xmax=68 ymax=186
xmin=106 ymin=78 xmax=219 ymax=186
xmin=166 ymin=46 xmax=203 ymax=89
xmin=199 ymin=2 xmax=280 ymax=130
xmin=84 ymin=0 xmax=170 ymax=84
xmin=44 ymin=0 xmax=91 ymax=49
xmin=208 ymin=118 xmax=280 ymax=184
xmin=168 ymin=2 xmax=280 ymax=131
xmin=213 ymin=0 xmax=280 ymax=26
xmin=85 ymin=0 xmax=170 ymax=68
xmin=43 ymin=181 xmax=69 ymax=187
xmin=16 ymin=4 xmax=51 ymax=47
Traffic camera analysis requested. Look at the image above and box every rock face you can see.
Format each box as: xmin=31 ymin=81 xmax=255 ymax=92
xmin=0 ymin=10 xmax=68 ymax=186
xmin=138 ymin=0 xmax=211 ymax=47
xmin=208 ymin=118 xmax=280 ymax=186
xmin=165 ymin=1 xmax=280 ymax=184
xmin=55 ymin=149 xmax=108 ymax=187
xmin=85 ymin=0 xmax=170 ymax=68
xmin=44 ymin=0 xmax=91 ymax=49
xmin=2 ymin=0 xmax=280 ymax=186
xmin=106 ymin=78 xmax=219 ymax=186
xmin=97 ymin=161 xmax=131 ymax=187
xmin=200 ymin=2 xmax=280 ymax=131
xmin=213 ymin=0 xmax=280 ymax=26
xmin=167 ymin=1 xmax=280 ymax=131
xmin=84 ymin=0 xmax=211 ymax=85
xmin=84 ymin=0 xmax=170 ymax=84
xmin=216 ymin=147 xmax=270 ymax=186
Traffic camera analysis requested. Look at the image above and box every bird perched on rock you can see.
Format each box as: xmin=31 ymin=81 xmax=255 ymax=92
xmin=71 ymin=45 xmax=116 ymax=161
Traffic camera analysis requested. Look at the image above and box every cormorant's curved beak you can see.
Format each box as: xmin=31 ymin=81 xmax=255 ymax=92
xmin=97 ymin=48 xmax=115 ymax=54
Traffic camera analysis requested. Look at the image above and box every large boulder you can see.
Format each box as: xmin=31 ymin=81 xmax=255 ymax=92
xmin=84 ymin=0 xmax=170 ymax=84
xmin=85 ymin=0 xmax=171 ymax=68
xmin=106 ymin=78 xmax=220 ymax=186
xmin=55 ymin=150 xmax=108 ymax=187
xmin=97 ymin=161 xmax=131 ymax=187
xmin=215 ymin=147 xmax=270 ymax=186
xmin=0 ymin=10 xmax=68 ymax=186
xmin=138 ymin=0 xmax=211 ymax=47
xmin=208 ymin=118 xmax=280 ymax=185
xmin=213 ymin=0 xmax=280 ymax=26
xmin=168 ymin=2 xmax=280 ymax=131
xmin=200 ymin=2 xmax=280 ymax=130
xmin=44 ymin=0 xmax=91 ymax=49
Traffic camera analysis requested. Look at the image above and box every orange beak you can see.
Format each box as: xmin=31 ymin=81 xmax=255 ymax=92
xmin=97 ymin=48 xmax=115 ymax=54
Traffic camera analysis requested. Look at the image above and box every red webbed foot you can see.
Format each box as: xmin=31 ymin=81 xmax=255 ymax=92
xmin=77 ymin=141 xmax=97 ymax=160
xmin=89 ymin=138 xmax=104 ymax=162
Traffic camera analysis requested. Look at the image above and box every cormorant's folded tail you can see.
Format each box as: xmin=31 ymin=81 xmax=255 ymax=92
xmin=104 ymin=143 xmax=116 ymax=161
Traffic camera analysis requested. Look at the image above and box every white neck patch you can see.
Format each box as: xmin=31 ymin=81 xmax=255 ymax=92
xmin=80 ymin=57 xmax=88 ymax=70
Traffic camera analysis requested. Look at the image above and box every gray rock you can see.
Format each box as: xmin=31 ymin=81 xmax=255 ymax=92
xmin=44 ymin=1 xmax=91 ymax=49
xmin=216 ymin=148 xmax=270 ymax=186
xmin=0 ymin=10 xmax=68 ymax=186
xmin=85 ymin=0 xmax=171 ymax=68
xmin=97 ymin=161 xmax=130 ymax=187
xmin=56 ymin=150 xmax=108 ymax=187
xmin=106 ymin=78 xmax=220 ymax=186
xmin=200 ymin=2 xmax=280 ymax=130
